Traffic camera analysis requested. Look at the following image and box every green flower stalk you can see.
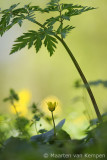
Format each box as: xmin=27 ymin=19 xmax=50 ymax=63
xmin=11 ymin=99 xmax=19 ymax=117
xmin=3 ymin=89 xmax=19 ymax=117
xmin=47 ymin=102 xmax=57 ymax=136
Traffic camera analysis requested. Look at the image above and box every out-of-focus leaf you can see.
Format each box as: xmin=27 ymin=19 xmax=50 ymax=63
xmin=3 ymin=97 xmax=10 ymax=102
xmin=30 ymin=119 xmax=65 ymax=143
xmin=38 ymin=129 xmax=47 ymax=134
xmin=3 ymin=89 xmax=19 ymax=102
xmin=10 ymin=89 xmax=19 ymax=101
xmin=33 ymin=115 xmax=40 ymax=121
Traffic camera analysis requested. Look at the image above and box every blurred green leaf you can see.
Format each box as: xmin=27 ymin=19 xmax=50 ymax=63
xmin=31 ymin=103 xmax=38 ymax=113
xmin=30 ymin=119 xmax=65 ymax=143
xmin=33 ymin=115 xmax=40 ymax=121
xmin=3 ymin=97 xmax=10 ymax=102
xmin=3 ymin=89 xmax=19 ymax=103
xmin=38 ymin=129 xmax=47 ymax=134
xmin=15 ymin=117 xmax=30 ymax=138
xmin=10 ymin=89 xmax=19 ymax=101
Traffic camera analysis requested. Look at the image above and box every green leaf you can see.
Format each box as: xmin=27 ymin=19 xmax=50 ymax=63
xmin=0 ymin=1 xmax=96 ymax=56
xmin=1 ymin=3 xmax=20 ymax=14
xmin=57 ymin=129 xmax=71 ymax=140
xmin=48 ymin=0 xmax=60 ymax=5
xmin=0 ymin=4 xmax=41 ymax=36
xmin=15 ymin=117 xmax=29 ymax=132
xmin=64 ymin=6 xmax=95 ymax=18
xmin=44 ymin=5 xmax=59 ymax=12
xmin=62 ymin=4 xmax=84 ymax=10
xmin=34 ymin=35 xmax=42 ymax=53
xmin=44 ymin=34 xmax=58 ymax=56
xmin=12 ymin=17 xmax=23 ymax=27
xmin=62 ymin=25 xmax=75 ymax=38
xmin=31 ymin=103 xmax=38 ymax=114
xmin=9 ymin=3 xmax=20 ymax=11
xmin=0 ymin=5 xmax=26 ymax=36
xmin=0 ymin=13 xmax=12 ymax=36
xmin=33 ymin=115 xmax=40 ymax=121
xmin=47 ymin=0 xmax=60 ymax=7
xmin=30 ymin=119 xmax=65 ymax=143
xmin=12 ymin=8 xmax=28 ymax=15
xmin=25 ymin=14 xmax=36 ymax=24
xmin=10 ymin=30 xmax=43 ymax=54
xmin=55 ymin=119 xmax=65 ymax=131
xmin=57 ymin=25 xmax=75 ymax=38
xmin=32 ymin=103 xmax=38 ymax=109
xmin=10 ymin=89 xmax=19 ymax=101
xmin=56 ymin=23 xmax=63 ymax=34
xmin=62 ymin=15 xmax=70 ymax=21
xmin=3 ymin=97 xmax=10 ymax=102
xmin=43 ymin=16 xmax=59 ymax=27
xmin=43 ymin=0 xmax=60 ymax=12
xmin=10 ymin=40 xmax=28 ymax=54
xmin=42 ymin=26 xmax=55 ymax=36
xmin=28 ymin=6 xmax=42 ymax=12
xmin=3 ymin=89 xmax=19 ymax=103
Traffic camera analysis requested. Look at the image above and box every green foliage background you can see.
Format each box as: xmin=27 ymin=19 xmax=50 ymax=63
xmin=0 ymin=0 xmax=107 ymax=138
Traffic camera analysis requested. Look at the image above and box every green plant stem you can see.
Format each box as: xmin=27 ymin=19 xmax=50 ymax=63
xmin=26 ymin=19 xmax=102 ymax=122
xmin=51 ymin=111 xmax=56 ymax=136
xmin=55 ymin=36 xmax=102 ymax=122
xmin=11 ymin=100 xmax=19 ymax=117
xmin=57 ymin=2 xmax=63 ymax=39
xmin=34 ymin=121 xmax=38 ymax=135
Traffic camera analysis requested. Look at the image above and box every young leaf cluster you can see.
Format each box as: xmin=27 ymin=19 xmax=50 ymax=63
xmin=3 ymin=89 xmax=19 ymax=103
xmin=0 ymin=0 xmax=95 ymax=56
xmin=30 ymin=103 xmax=48 ymax=135
xmin=0 ymin=3 xmax=42 ymax=36
xmin=15 ymin=117 xmax=30 ymax=138
xmin=10 ymin=28 xmax=58 ymax=56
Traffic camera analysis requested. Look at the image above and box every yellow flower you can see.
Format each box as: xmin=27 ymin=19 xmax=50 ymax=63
xmin=10 ymin=89 xmax=31 ymax=116
xmin=41 ymin=96 xmax=62 ymax=116
xmin=47 ymin=101 xmax=57 ymax=112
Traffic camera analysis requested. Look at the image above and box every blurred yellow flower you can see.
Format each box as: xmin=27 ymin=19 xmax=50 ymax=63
xmin=10 ymin=90 xmax=31 ymax=116
xmin=41 ymin=96 xmax=62 ymax=116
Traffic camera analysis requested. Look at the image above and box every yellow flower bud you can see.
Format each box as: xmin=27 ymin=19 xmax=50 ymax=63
xmin=47 ymin=101 xmax=57 ymax=112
